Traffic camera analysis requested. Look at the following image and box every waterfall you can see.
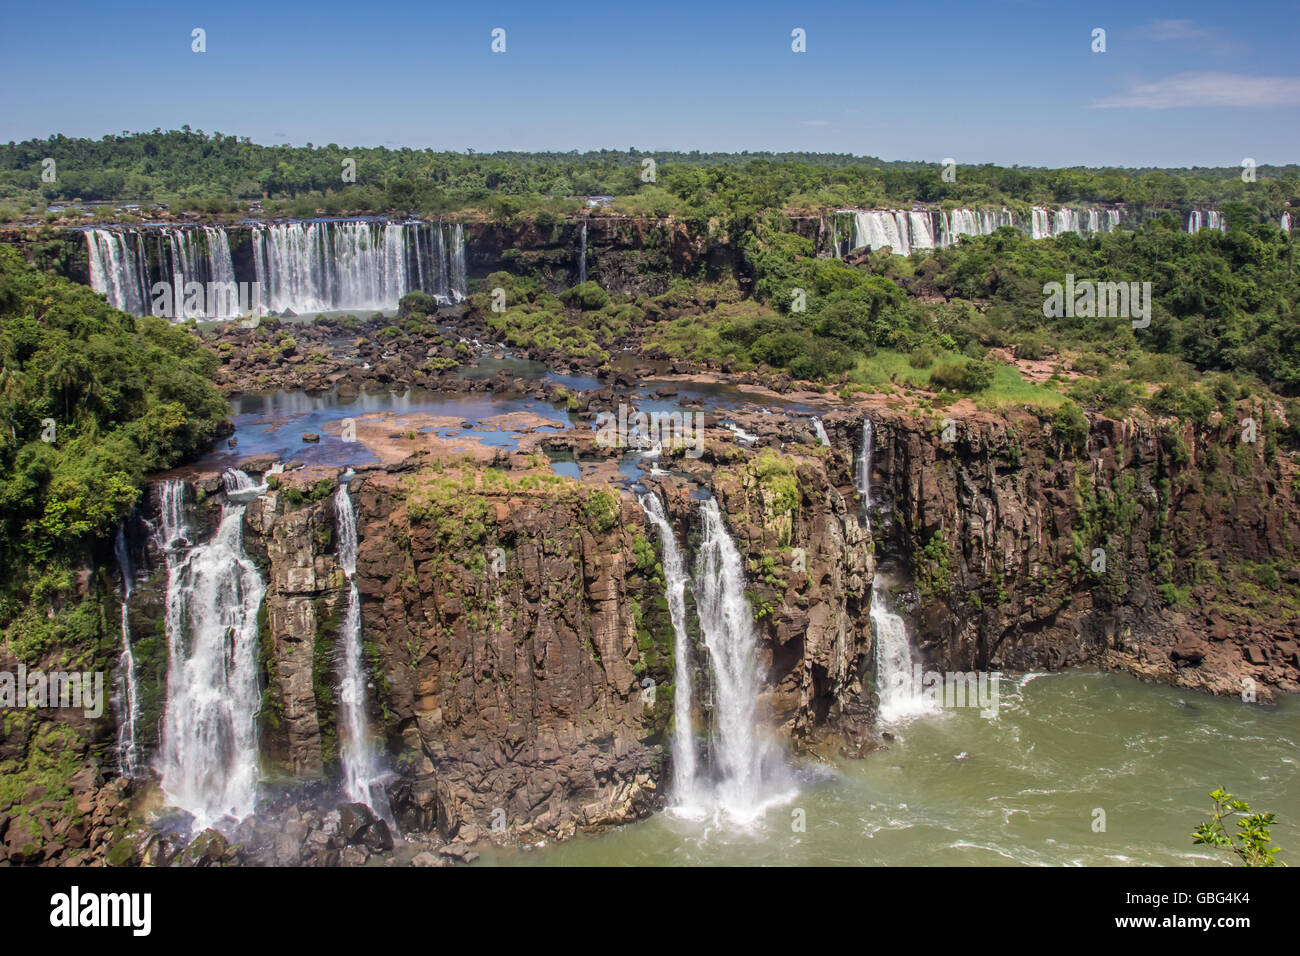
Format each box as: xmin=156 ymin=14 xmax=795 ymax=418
xmin=935 ymin=208 xmax=1013 ymax=248
xmin=637 ymin=493 xmax=699 ymax=807
xmin=334 ymin=484 xmax=392 ymax=822
xmin=1030 ymin=207 xmax=1052 ymax=240
xmin=1106 ymin=208 xmax=1121 ymax=233
xmin=907 ymin=211 xmax=936 ymax=251
xmin=1053 ymin=207 xmax=1081 ymax=236
xmin=852 ymin=210 xmax=908 ymax=255
xmin=870 ymin=575 xmax=939 ymax=723
xmin=247 ymin=220 xmax=468 ymax=314
xmin=1283 ymin=212 xmax=1292 ymax=234
xmin=155 ymin=473 xmax=266 ymax=830
xmin=855 ymin=416 xmax=873 ymax=516
xmin=577 ymin=221 xmax=588 ymax=284
xmin=811 ymin=417 xmax=831 ymax=447
xmin=87 ymin=228 xmax=148 ymax=316
xmin=87 ymin=225 xmax=244 ymax=319
xmin=1188 ymin=209 xmax=1224 ymax=234
xmin=113 ymin=523 xmax=141 ymax=779
xmin=694 ymin=498 xmax=784 ymax=821
xmin=450 ymin=223 xmax=468 ymax=301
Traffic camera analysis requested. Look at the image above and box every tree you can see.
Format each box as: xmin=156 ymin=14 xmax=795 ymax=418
xmin=1192 ymin=788 xmax=1286 ymax=867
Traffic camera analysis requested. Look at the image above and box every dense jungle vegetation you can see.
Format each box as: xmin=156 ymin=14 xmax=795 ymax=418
xmin=1 ymin=129 xmax=1296 ymax=223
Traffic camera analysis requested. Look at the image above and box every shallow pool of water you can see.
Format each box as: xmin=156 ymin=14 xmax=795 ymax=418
xmin=197 ymin=387 xmax=573 ymax=470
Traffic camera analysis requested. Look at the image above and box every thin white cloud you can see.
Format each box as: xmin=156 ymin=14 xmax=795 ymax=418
xmin=1091 ymin=72 xmax=1300 ymax=109
xmin=1142 ymin=19 xmax=1244 ymax=55
xmin=1148 ymin=19 xmax=1210 ymax=41
xmin=800 ymin=120 xmax=832 ymax=127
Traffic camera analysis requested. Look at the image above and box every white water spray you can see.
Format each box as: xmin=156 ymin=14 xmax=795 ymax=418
xmin=870 ymin=575 xmax=939 ymax=724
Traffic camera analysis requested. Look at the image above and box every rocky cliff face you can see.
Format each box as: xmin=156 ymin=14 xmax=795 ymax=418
xmin=213 ymin=439 xmax=882 ymax=841
xmin=821 ymin=405 xmax=1300 ymax=700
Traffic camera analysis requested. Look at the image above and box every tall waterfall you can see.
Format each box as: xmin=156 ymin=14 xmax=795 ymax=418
xmin=1283 ymin=212 xmax=1292 ymax=234
xmin=155 ymin=473 xmax=267 ymax=830
xmin=855 ymin=416 xmax=873 ymax=519
xmin=450 ymin=223 xmax=468 ymax=300
xmin=577 ymin=220 xmax=588 ymax=284
xmin=870 ymin=575 xmax=939 ymax=724
xmin=113 ymin=523 xmax=141 ymax=778
xmin=693 ymin=498 xmax=786 ymax=822
xmin=811 ymin=417 xmax=831 ymax=447
xmin=334 ymin=484 xmax=392 ymax=822
xmin=637 ymin=493 xmax=699 ymax=806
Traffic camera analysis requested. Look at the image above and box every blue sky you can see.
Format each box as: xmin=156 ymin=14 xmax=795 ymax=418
xmin=2 ymin=0 xmax=1296 ymax=167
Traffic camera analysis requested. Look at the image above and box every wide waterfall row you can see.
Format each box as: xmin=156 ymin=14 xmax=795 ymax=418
xmin=842 ymin=205 xmax=1123 ymax=255
xmin=252 ymin=220 xmax=467 ymax=315
xmin=85 ymin=220 xmax=469 ymax=320
xmin=638 ymin=492 xmax=791 ymax=824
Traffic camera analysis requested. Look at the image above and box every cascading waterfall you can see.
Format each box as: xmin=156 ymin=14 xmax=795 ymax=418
xmin=870 ymin=575 xmax=939 ymax=724
xmin=1053 ymin=207 xmax=1081 ymax=236
xmin=811 ymin=417 xmax=831 ymax=447
xmin=577 ymin=220 xmax=588 ymax=284
xmin=637 ymin=493 xmax=699 ymax=806
xmin=86 ymin=228 xmax=149 ymax=316
xmin=155 ymin=472 xmax=267 ymax=830
xmin=334 ymin=484 xmax=392 ymax=822
xmin=1283 ymin=212 xmax=1292 ymax=234
xmin=942 ymin=207 xmax=1010 ymax=244
xmin=450 ymin=223 xmax=468 ymax=300
xmin=855 ymin=416 xmax=873 ymax=522
xmin=693 ymin=498 xmax=785 ymax=821
xmin=87 ymin=226 xmax=244 ymax=319
xmin=853 ymin=210 xmax=909 ymax=255
xmin=113 ymin=523 xmax=141 ymax=778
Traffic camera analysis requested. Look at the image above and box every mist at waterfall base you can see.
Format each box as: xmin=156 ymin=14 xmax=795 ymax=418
xmin=871 ymin=575 xmax=942 ymax=725
xmin=638 ymin=494 xmax=800 ymax=828
xmin=480 ymin=670 xmax=1300 ymax=865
